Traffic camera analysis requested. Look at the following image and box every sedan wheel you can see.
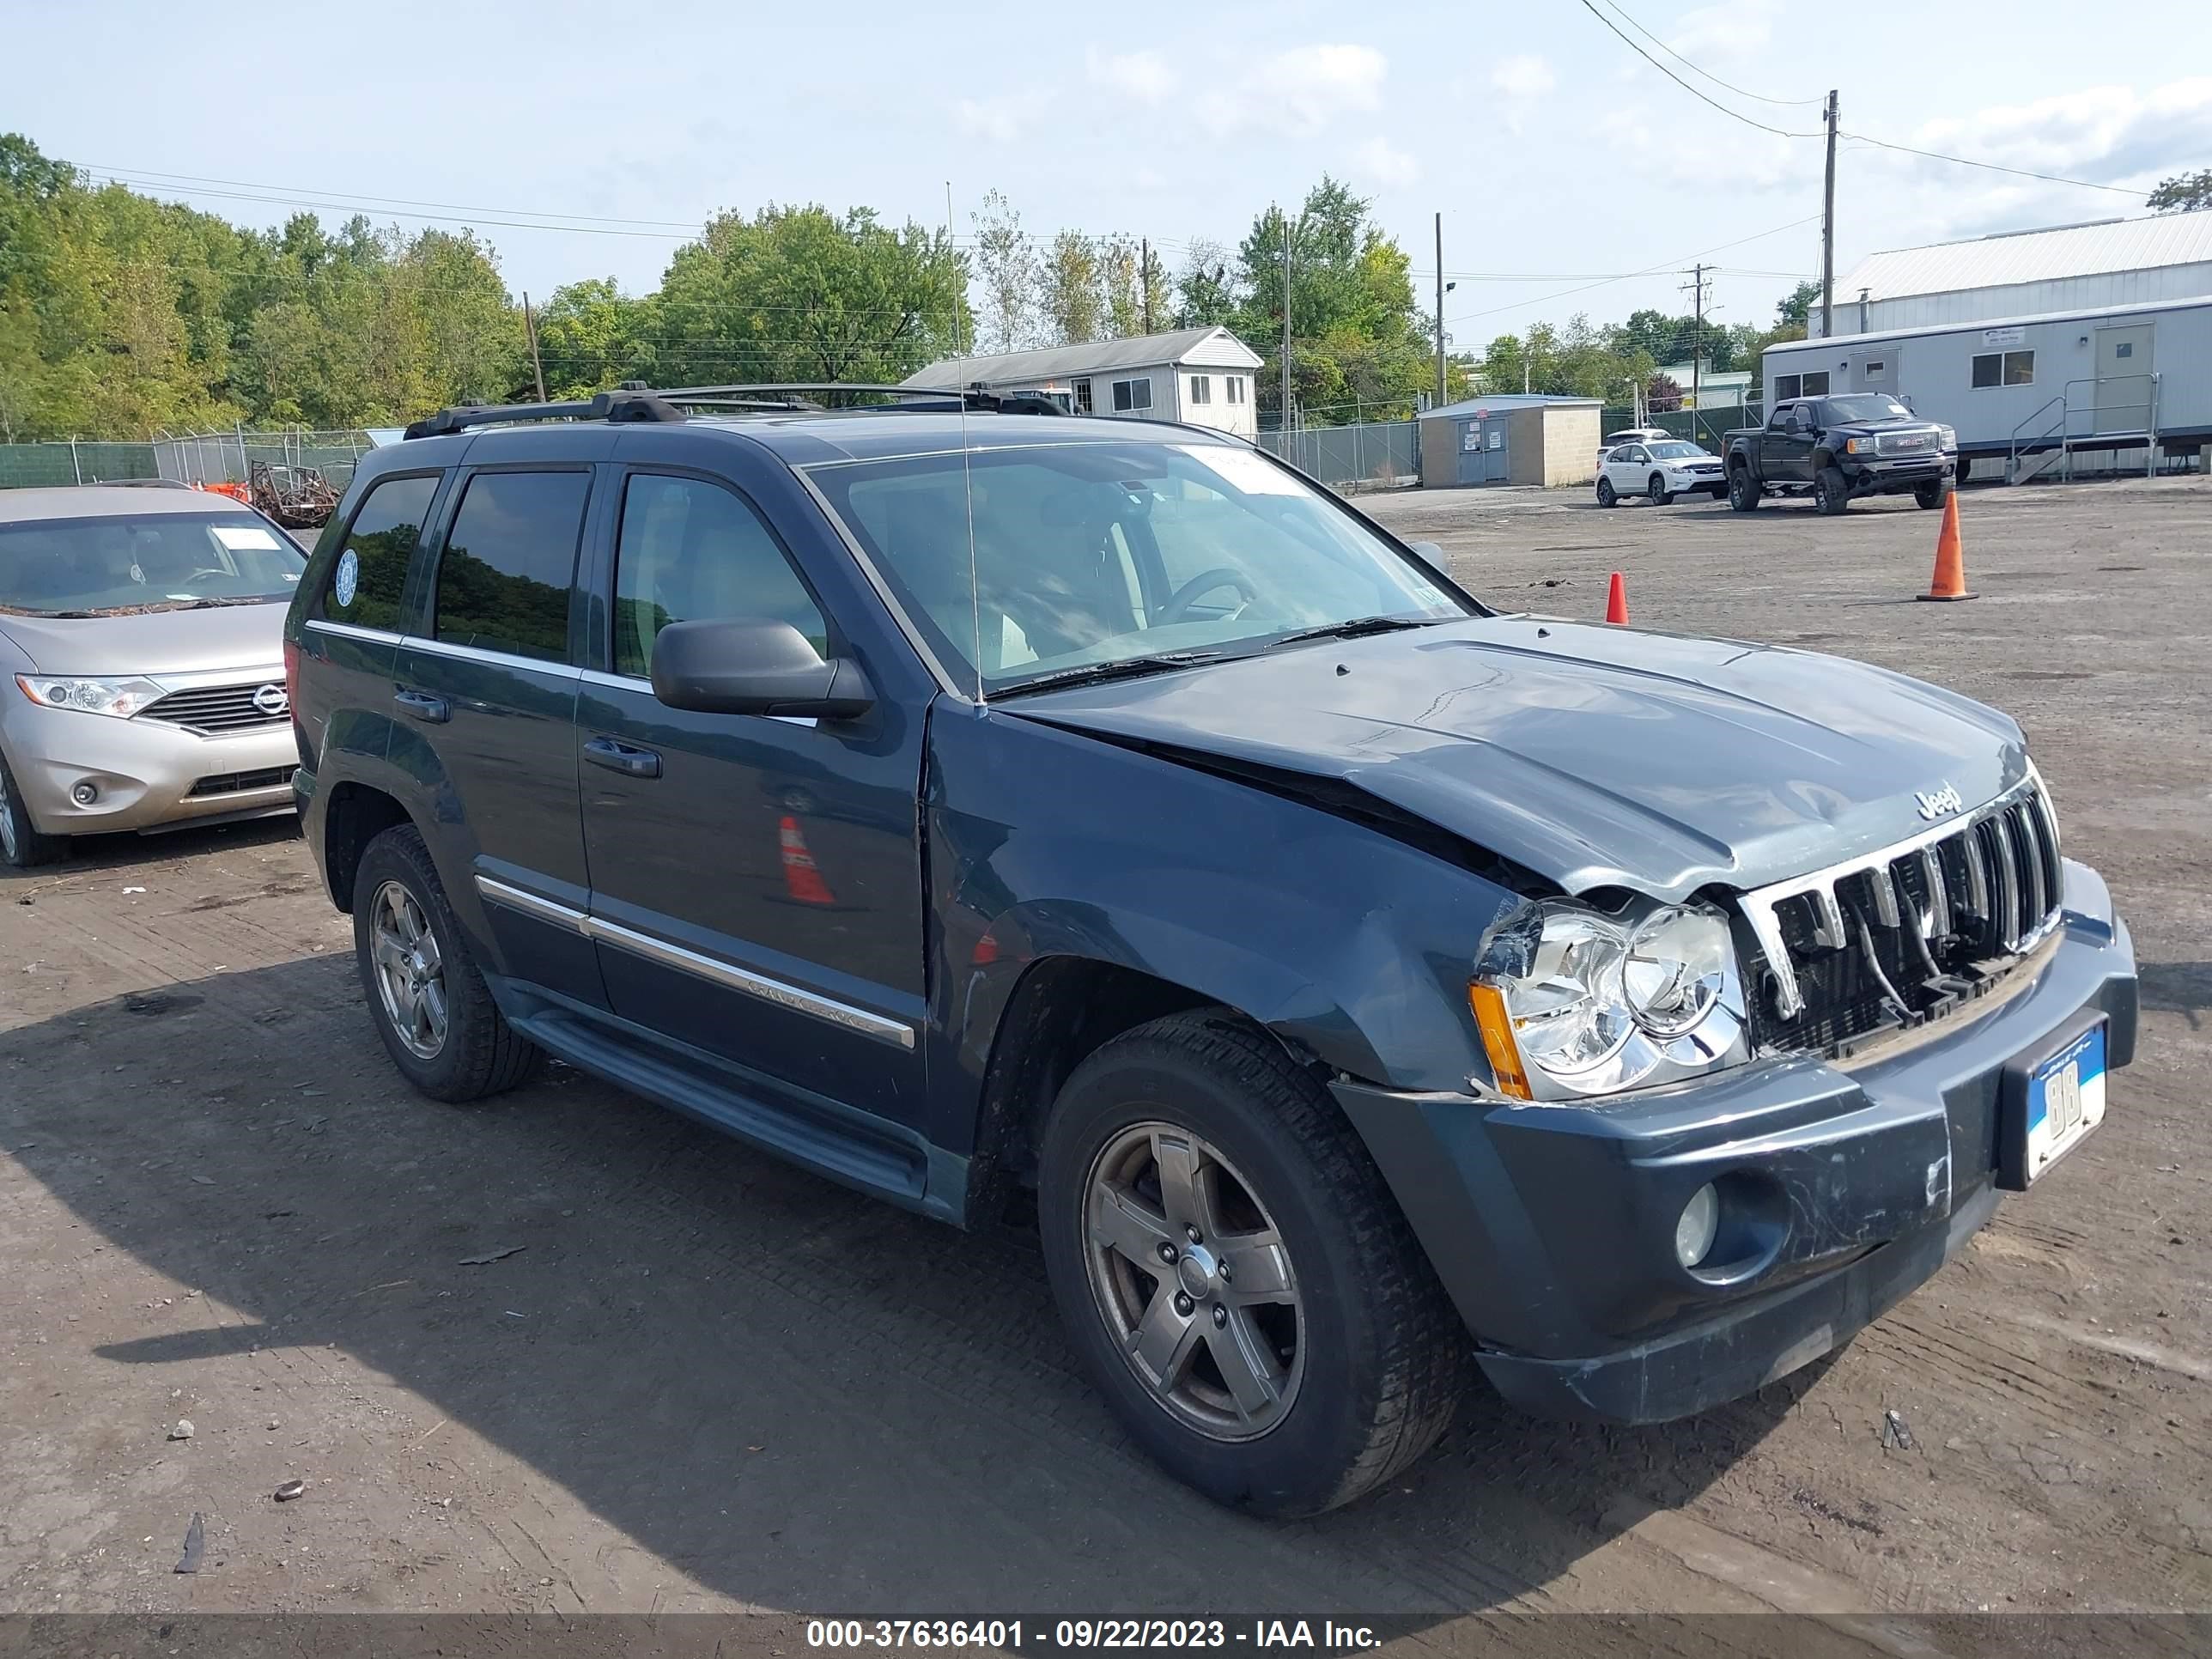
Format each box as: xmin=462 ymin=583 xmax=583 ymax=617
xmin=1084 ymin=1121 xmax=1304 ymax=1441
xmin=1596 ymin=477 xmax=1618 ymax=507
xmin=1649 ymin=472 xmax=1674 ymax=507
xmin=370 ymin=878 xmax=448 ymax=1060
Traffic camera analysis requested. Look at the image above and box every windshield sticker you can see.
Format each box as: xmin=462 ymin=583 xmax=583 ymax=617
xmin=1176 ymin=444 xmax=1304 ymax=495
xmin=212 ymin=525 xmax=283 ymax=551
xmin=333 ymin=549 xmax=360 ymax=608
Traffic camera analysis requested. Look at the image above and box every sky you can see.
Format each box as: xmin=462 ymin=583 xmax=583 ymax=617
xmin=11 ymin=0 xmax=2211 ymax=354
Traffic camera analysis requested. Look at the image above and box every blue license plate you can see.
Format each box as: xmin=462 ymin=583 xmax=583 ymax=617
xmin=2022 ymin=1021 xmax=2106 ymax=1182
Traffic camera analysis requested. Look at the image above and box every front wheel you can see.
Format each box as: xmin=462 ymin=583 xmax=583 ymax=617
xmin=1038 ymin=1012 xmax=1468 ymax=1517
xmin=0 ymin=749 xmax=66 ymax=868
xmin=351 ymin=823 xmax=540 ymax=1102
xmin=1596 ymin=477 xmax=1618 ymax=507
xmin=1648 ymin=473 xmax=1674 ymax=506
xmin=1813 ymin=465 xmax=1850 ymax=515
xmin=1915 ymin=479 xmax=1949 ymax=509
xmin=1728 ymin=467 xmax=1762 ymax=512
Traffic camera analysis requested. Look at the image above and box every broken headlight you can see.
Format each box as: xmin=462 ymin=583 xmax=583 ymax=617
xmin=1470 ymin=898 xmax=1748 ymax=1100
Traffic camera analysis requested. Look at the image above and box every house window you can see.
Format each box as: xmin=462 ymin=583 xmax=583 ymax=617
xmin=1189 ymin=375 xmax=1212 ymax=405
xmin=1110 ymin=377 xmax=1153 ymax=413
xmin=1774 ymin=374 xmax=1801 ymax=401
xmin=1073 ymin=379 xmax=1092 ymax=414
xmin=1225 ymin=376 xmax=1244 ymax=404
xmin=1971 ymin=350 xmax=2035 ymax=388
xmin=1801 ymin=370 xmax=1829 ymax=396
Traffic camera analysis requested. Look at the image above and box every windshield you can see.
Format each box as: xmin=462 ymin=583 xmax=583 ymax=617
xmin=1824 ymin=395 xmax=1912 ymax=422
xmin=1648 ymin=441 xmax=1708 ymax=459
xmin=808 ymin=440 xmax=1473 ymax=696
xmin=0 ymin=512 xmax=304 ymax=617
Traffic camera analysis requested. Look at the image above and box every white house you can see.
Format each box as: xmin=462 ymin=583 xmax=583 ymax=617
xmin=902 ymin=325 xmax=1266 ymax=437
xmin=1818 ymin=213 xmax=2212 ymax=338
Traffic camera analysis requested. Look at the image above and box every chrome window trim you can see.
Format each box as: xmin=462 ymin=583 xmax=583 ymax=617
xmin=1738 ymin=771 xmax=2059 ymax=1021
xmin=787 ymin=463 xmax=972 ymax=702
xmin=400 ymin=635 xmax=585 ymax=679
xmin=473 ymin=874 xmax=913 ymax=1050
xmin=306 ymin=619 xmax=403 ymax=646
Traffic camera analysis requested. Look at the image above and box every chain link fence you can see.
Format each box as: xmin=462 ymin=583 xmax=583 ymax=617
xmin=1257 ymin=421 xmax=1419 ymax=489
xmin=0 ymin=429 xmax=377 ymax=492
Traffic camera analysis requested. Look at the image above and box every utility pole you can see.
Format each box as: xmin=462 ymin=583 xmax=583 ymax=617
xmin=1433 ymin=212 xmax=1447 ymax=409
xmin=1279 ymin=212 xmax=1296 ymax=434
xmin=1820 ymin=89 xmax=1838 ymax=339
xmin=522 ymin=291 xmax=547 ymax=403
xmin=1141 ymin=240 xmax=1153 ymax=334
xmin=1676 ymin=264 xmax=1711 ymax=418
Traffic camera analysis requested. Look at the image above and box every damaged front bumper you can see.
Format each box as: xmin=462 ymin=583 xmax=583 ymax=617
xmin=1334 ymin=860 xmax=2136 ymax=1424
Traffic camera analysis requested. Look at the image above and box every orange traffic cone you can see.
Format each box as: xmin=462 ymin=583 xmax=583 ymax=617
xmin=778 ymin=815 xmax=836 ymax=905
xmin=1916 ymin=492 xmax=1976 ymax=602
xmin=1605 ymin=571 xmax=1629 ymax=624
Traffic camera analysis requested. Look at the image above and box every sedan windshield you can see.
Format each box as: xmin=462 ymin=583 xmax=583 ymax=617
xmin=1824 ymin=395 xmax=1912 ymax=422
xmin=0 ymin=513 xmax=304 ymax=617
xmin=809 ymin=441 xmax=1473 ymax=696
xmin=1648 ymin=441 xmax=1709 ymax=459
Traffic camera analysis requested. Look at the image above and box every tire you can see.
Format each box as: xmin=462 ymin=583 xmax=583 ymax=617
xmin=1727 ymin=466 xmax=1762 ymax=512
xmin=350 ymin=823 xmax=540 ymax=1103
xmin=1914 ymin=479 xmax=1948 ymax=510
xmin=1813 ymin=464 xmax=1850 ymax=515
xmin=1648 ymin=473 xmax=1674 ymax=507
xmin=0 ymin=748 xmax=66 ymax=868
xmin=1038 ymin=1010 xmax=1468 ymax=1517
xmin=1955 ymin=457 xmax=1972 ymax=485
xmin=1595 ymin=477 xmax=1618 ymax=507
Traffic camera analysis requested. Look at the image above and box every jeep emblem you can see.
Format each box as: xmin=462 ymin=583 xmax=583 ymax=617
xmin=1915 ymin=783 xmax=1963 ymax=820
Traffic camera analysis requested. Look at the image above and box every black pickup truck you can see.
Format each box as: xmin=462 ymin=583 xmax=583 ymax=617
xmin=1725 ymin=393 xmax=1956 ymax=515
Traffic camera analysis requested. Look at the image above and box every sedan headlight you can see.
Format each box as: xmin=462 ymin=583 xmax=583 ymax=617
xmin=1470 ymin=898 xmax=1748 ymax=1100
xmin=15 ymin=674 xmax=166 ymax=720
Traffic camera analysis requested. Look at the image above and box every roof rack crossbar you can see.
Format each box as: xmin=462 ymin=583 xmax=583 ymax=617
xmin=403 ymin=389 xmax=687 ymax=441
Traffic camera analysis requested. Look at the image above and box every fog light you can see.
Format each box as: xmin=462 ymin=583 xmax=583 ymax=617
xmin=1674 ymin=1183 xmax=1720 ymax=1269
xmin=71 ymin=782 xmax=98 ymax=805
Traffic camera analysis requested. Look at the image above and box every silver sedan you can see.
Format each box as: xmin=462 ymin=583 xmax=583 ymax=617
xmin=0 ymin=487 xmax=305 ymax=866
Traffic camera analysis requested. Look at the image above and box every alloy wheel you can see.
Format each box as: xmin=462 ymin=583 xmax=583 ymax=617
xmin=370 ymin=879 xmax=448 ymax=1060
xmin=1082 ymin=1121 xmax=1304 ymax=1441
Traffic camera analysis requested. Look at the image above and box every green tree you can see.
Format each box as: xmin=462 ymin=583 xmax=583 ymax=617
xmin=531 ymin=278 xmax=652 ymax=398
xmin=2148 ymin=168 xmax=2212 ymax=212
xmin=1039 ymin=229 xmax=1104 ymax=345
xmin=969 ymin=189 xmax=1037 ymax=354
xmin=1774 ymin=279 xmax=1821 ymax=330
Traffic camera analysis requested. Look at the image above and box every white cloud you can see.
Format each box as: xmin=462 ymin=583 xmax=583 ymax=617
xmin=1204 ymin=44 xmax=1388 ymax=137
xmin=1668 ymin=1 xmax=1782 ymax=64
xmin=955 ymin=96 xmax=1046 ymax=143
xmin=1352 ymin=136 xmax=1419 ymax=189
xmin=1490 ymin=54 xmax=1555 ymax=101
xmin=1086 ymin=46 xmax=1176 ymax=104
xmin=1901 ymin=76 xmax=2212 ymax=186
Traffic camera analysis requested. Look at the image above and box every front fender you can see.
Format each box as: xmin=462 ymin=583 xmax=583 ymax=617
xmin=923 ymin=701 xmax=1521 ymax=1152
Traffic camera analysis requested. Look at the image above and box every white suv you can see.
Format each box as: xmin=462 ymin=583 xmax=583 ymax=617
xmin=1597 ymin=439 xmax=1727 ymax=507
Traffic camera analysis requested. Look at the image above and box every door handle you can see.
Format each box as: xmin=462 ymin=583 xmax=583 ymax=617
xmin=393 ymin=689 xmax=449 ymax=723
xmin=583 ymin=735 xmax=662 ymax=779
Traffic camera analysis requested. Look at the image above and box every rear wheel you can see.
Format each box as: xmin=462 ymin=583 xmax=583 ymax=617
xmin=1596 ymin=477 xmax=1618 ymax=507
xmin=1914 ymin=479 xmax=1948 ymax=509
xmin=1728 ymin=466 xmax=1762 ymax=512
xmin=1813 ymin=465 xmax=1850 ymax=515
xmin=352 ymin=823 xmax=540 ymax=1102
xmin=0 ymin=750 xmax=66 ymax=868
xmin=1648 ymin=472 xmax=1674 ymax=506
xmin=1038 ymin=1012 xmax=1467 ymax=1517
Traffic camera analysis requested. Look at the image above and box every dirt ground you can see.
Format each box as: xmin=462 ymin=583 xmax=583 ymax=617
xmin=2 ymin=477 xmax=2207 ymax=1627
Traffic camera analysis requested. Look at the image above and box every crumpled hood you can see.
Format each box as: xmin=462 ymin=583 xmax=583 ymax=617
xmin=1010 ymin=616 xmax=2029 ymax=900
xmin=0 ymin=600 xmax=289 ymax=677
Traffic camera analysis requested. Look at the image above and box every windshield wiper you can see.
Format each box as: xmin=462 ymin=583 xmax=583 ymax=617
xmin=173 ymin=596 xmax=281 ymax=610
xmin=992 ymin=652 xmax=1237 ymax=699
xmin=1263 ymin=616 xmax=1440 ymax=650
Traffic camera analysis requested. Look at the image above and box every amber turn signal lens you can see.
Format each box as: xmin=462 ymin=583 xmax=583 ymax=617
xmin=1469 ymin=982 xmax=1533 ymax=1100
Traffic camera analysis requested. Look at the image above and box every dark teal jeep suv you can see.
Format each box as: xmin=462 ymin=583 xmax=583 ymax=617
xmin=286 ymin=387 xmax=2136 ymax=1516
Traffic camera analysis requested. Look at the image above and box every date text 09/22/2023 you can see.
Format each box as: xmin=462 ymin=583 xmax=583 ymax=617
xmin=804 ymin=1620 xmax=1384 ymax=1650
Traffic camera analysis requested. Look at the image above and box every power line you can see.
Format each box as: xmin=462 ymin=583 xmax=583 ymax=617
xmin=1591 ymin=0 xmax=1824 ymax=106
xmin=70 ymin=162 xmax=703 ymax=229
xmin=1575 ymin=0 xmax=1818 ymax=138
xmin=1837 ymin=133 xmax=2149 ymax=197
xmin=1444 ymin=214 xmax=1822 ymax=325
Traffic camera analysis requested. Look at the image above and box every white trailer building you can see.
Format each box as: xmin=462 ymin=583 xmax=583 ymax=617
xmin=1760 ymin=294 xmax=2212 ymax=482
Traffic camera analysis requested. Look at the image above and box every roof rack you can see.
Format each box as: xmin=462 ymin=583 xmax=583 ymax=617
xmin=402 ymin=387 xmax=687 ymax=441
xmin=656 ymin=383 xmax=1071 ymax=416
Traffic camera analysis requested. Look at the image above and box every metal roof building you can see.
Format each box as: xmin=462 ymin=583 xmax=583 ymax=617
xmin=1818 ymin=213 xmax=2212 ymax=337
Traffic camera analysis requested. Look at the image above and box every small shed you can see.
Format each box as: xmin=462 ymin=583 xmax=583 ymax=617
xmin=1417 ymin=394 xmax=1603 ymax=488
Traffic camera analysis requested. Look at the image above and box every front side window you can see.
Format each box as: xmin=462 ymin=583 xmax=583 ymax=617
xmin=1189 ymin=375 xmax=1212 ymax=405
xmin=612 ymin=474 xmax=827 ymax=678
xmin=431 ymin=470 xmax=590 ymax=663
xmin=0 ymin=509 xmax=307 ymax=619
xmin=808 ymin=440 xmax=1471 ymax=696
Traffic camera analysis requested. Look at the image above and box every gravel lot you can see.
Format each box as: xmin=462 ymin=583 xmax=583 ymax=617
xmin=2 ymin=477 xmax=2206 ymax=1626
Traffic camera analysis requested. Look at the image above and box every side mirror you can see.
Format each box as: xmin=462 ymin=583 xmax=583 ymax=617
xmin=649 ymin=618 xmax=873 ymax=720
xmin=1407 ymin=539 xmax=1445 ymax=563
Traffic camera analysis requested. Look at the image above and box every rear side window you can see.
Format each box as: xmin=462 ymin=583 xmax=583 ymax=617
xmin=323 ymin=473 xmax=436 ymax=631
xmin=431 ymin=471 xmax=591 ymax=663
xmin=612 ymin=474 xmax=827 ymax=678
